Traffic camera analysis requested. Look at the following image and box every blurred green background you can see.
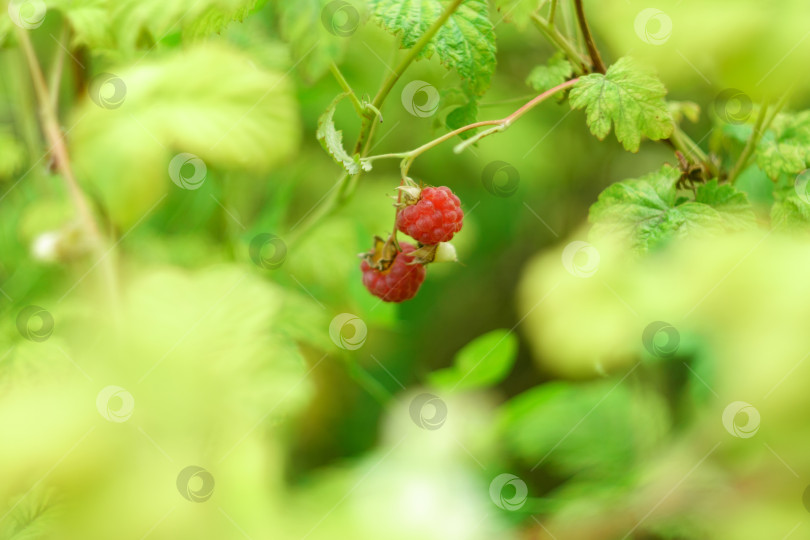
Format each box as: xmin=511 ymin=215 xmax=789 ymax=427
xmin=1 ymin=0 xmax=809 ymax=538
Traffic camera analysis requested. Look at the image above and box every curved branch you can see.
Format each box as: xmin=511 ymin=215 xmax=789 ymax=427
xmin=573 ymin=0 xmax=605 ymax=74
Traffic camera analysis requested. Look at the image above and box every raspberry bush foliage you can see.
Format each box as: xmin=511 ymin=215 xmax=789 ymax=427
xmin=1 ymin=0 xmax=810 ymax=539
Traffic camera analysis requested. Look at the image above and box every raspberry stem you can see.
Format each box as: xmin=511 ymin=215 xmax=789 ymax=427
xmin=364 ymin=78 xmax=580 ymax=178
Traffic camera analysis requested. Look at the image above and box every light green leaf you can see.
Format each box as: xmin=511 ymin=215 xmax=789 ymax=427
xmin=277 ymin=0 xmax=365 ymax=82
xmin=317 ymin=94 xmax=372 ymax=175
xmin=0 ymin=127 xmax=26 ymax=180
xmin=43 ymin=0 xmax=260 ymax=53
xmin=428 ymin=329 xmax=518 ymax=390
xmin=569 ymin=57 xmax=674 ymax=152
xmin=526 ymin=52 xmax=573 ymax=96
xmin=755 ymin=111 xmax=810 ymax=179
xmin=757 ymin=142 xmax=807 ymax=179
xmin=70 ymin=44 xmax=300 ymax=227
xmin=771 ymin=187 xmax=810 ymax=231
xmin=494 ymin=0 xmax=547 ymax=29
xmin=589 ymin=165 xmax=754 ymax=252
xmin=694 ymin=179 xmax=757 ymax=230
xmin=668 ymin=100 xmax=701 ymax=124
xmin=370 ymin=0 xmax=497 ymax=96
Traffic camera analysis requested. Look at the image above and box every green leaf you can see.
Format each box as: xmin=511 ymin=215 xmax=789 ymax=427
xmin=526 ymin=52 xmax=573 ymax=97
xmin=569 ymin=57 xmax=674 ymax=152
xmin=771 ymin=187 xmax=810 ymax=231
xmin=589 ymin=166 xmax=754 ymax=252
xmin=499 ymin=379 xmax=668 ymax=480
xmin=428 ymin=329 xmax=518 ymax=390
xmin=277 ymin=0 xmax=365 ymax=82
xmin=757 ymin=142 xmax=807 ymax=179
xmin=494 ymin=0 xmax=547 ymax=29
xmin=370 ymin=0 xmax=497 ymax=96
xmin=70 ymin=45 xmax=300 ymax=227
xmin=756 ymin=111 xmax=810 ymax=179
xmin=668 ymin=100 xmax=701 ymax=124
xmin=437 ymin=87 xmax=479 ymax=139
xmin=0 ymin=488 xmax=59 ymax=540
xmin=694 ymin=179 xmax=757 ymax=230
xmin=44 ymin=0 xmax=261 ymax=53
xmin=316 ymin=94 xmax=372 ymax=175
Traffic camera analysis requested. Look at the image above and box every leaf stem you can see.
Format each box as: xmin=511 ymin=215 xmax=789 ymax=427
xmin=573 ymin=0 xmax=606 ymax=74
xmin=345 ymin=360 xmax=394 ymax=405
xmin=16 ymin=27 xmax=119 ymax=309
xmin=329 ymin=61 xmax=365 ymax=116
xmin=548 ymin=0 xmax=558 ymax=24
xmin=530 ymin=12 xmax=587 ymax=75
xmin=727 ymin=100 xmax=771 ymax=184
xmin=365 ymin=78 xmax=580 ymax=178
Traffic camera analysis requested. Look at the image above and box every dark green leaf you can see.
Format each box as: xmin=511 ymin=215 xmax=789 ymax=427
xmin=370 ymin=0 xmax=497 ymax=95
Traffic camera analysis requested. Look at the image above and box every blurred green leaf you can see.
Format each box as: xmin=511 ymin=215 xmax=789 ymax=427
xmin=0 ymin=127 xmax=26 ymax=180
xmin=770 ymin=187 xmax=810 ymax=230
xmin=667 ymin=100 xmax=701 ymax=124
xmin=0 ymin=487 xmax=59 ymax=540
xmin=70 ymin=44 xmax=300 ymax=227
xmin=694 ymin=179 xmax=757 ymax=230
xmin=756 ymin=111 xmax=810 ymax=179
xmin=569 ymin=57 xmax=674 ymax=152
xmin=276 ymin=0 xmax=365 ymax=82
xmin=428 ymin=329 xmax=517 ymax=390
xmin=370 ymin=0 xmax=497 ymax=96
xmin=494 ymin=0 xmax=546 ymax=29
xmin=525 ymin=52 xmax=572 ymax=97
xmin=589 ymin=165 xmax=755 ymax=252
xmin=499 ymin=379 xmax=668 ymax=480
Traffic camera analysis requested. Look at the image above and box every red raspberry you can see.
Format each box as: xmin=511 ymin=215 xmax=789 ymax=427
xmin=361 ymin=242 xmax=426 ymax=302
xmin=396 ymin=186 xmax=463 ymax=245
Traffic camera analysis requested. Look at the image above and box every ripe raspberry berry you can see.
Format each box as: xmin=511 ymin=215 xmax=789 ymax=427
xmin=396 ymin=186 xmax=463 ymax=245
xmin=361 ymin=241 xmax=426 ymax=302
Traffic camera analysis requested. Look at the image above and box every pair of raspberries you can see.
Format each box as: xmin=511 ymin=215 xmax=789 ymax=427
xmin=360 ymin=185 xmax=464 ymax=302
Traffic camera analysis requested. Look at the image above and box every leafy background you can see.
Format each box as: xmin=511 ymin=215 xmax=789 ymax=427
xmin=1 ymin=0 xmax=810 ymax=539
